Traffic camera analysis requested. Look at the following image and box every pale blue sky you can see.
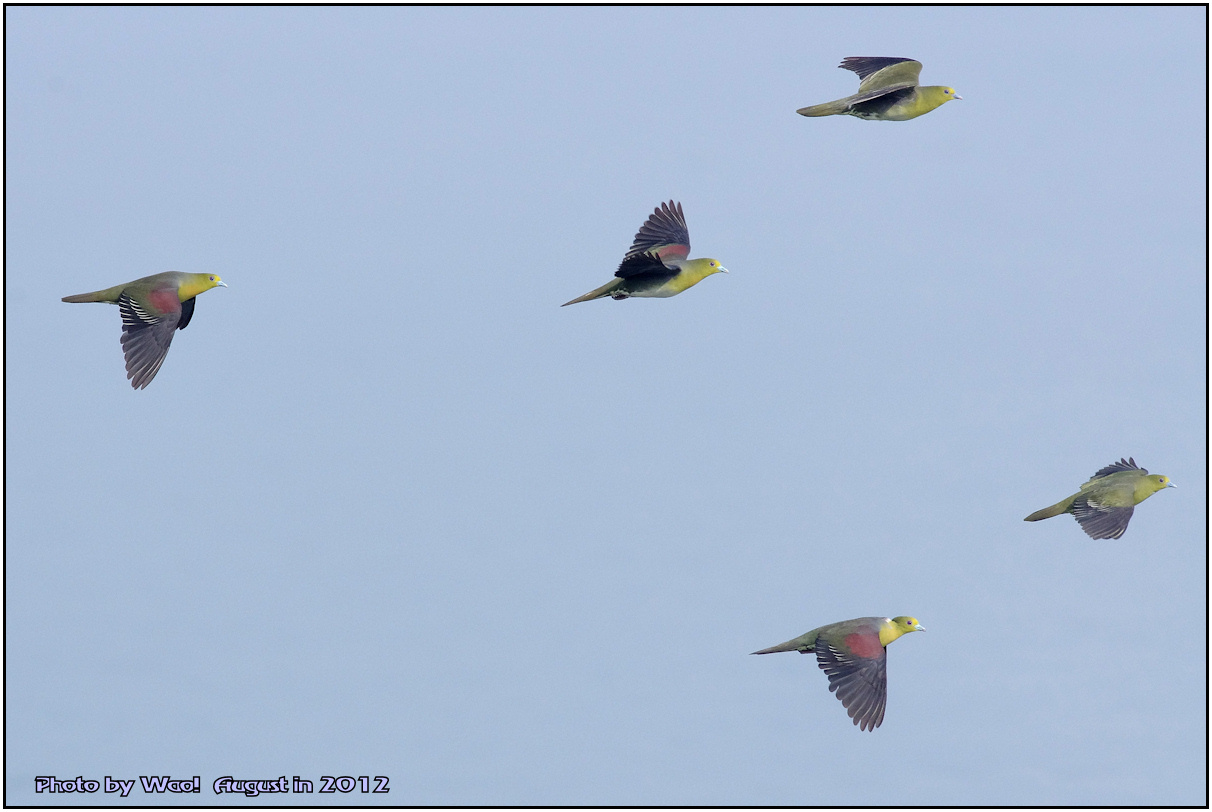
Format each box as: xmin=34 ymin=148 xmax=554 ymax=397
xmin=5 ymin=6 xmax=1206 ymax=806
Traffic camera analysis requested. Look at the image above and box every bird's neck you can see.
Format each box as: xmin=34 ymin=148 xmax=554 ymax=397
xmin=1133 ymin=479 xmax=1162 ymax=504
xmin=918 ymin=87 xmax=952 ymax=112
xmin=677 ymin=259 xmax=717 ymax=285
xmin=878 ymin=620 xmax=906 ymax=646
xmin=176 ymin=275 xmax=213 ymax=302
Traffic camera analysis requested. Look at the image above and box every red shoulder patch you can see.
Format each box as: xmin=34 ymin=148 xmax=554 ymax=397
xmin=147 ymin=288 xmax=181 ymax=314
xmin=653 ymin=243 xmax=691 ymax=261
xmin=843 ymin=632 xmax=885 ymax=659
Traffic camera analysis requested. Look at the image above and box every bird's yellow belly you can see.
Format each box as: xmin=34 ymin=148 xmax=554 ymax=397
xmin=631 ymin=284 xmax=682 ymax=298
xmin=641 ymin=274 xmax=704 ymax=298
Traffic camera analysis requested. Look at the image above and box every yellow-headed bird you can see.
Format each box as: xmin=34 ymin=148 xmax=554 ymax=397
xmin=797 ymin=57 xmax=960 ymax=121
xmin=63 ymin=271 xmax=227 ymax=389
xmin=561 ymin=201 xmax=727 ymax=306
xmin=753 ymin=616 xmax=924 ymax=731
xmin=1025 ymin=457 xmax=1175 ymax=539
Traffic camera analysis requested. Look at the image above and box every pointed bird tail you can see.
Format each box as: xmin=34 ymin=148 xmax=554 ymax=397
xmin=751 ymin=642 xmax=803 ymax=655
xmin=796 ymin=98 xmax=851 ymax=117
xmin=1024 ymin=497 xmax=1075 ymax=522
xmin=751 ymin=632 xmax=817 ymax=655
xmin=62 ymin=285 xmax=125 ymax=304
xmin=561 ymin=278 xmax=624 ymax=307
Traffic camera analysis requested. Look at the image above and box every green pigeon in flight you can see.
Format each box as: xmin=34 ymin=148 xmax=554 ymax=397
xmin=63 ymin=271 xmax=227 ymax=389
xmin=1025 ymin=457 xmax=1175 ymax=539
xmin=797 ymin=57 xmax=961 ymax=121
xmin=753 ymin=615 xmax=924 ymax=731
xmin=562 ymin=201 xmax=727 ymax=306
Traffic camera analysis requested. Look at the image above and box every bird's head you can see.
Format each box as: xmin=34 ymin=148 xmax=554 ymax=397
xmin=177 ymin=273 xmax=228 ymax=301
xmin=927 ymin=86 xmax=962 ymax=105
xmin=1139 ymin=473 xmax=1176 ymax=499
xmin=880 ymin=616 xmax=925 ymax=645
xmin=696 ymin=258 xmax=728 ymax=275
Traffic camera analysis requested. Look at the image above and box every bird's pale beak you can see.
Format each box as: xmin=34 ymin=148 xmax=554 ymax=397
xmin=953 ymin=94 xmax=963 ymax=100
xmin=1167 ymin=481 xmax=1177 ymax=488
xmin=718 ymin=266 xmax=729 ymax=274
xmin=915 ymin=624 xmax=925 ymax=632
xmin=217 ymin=280 xmax=228 ymax=287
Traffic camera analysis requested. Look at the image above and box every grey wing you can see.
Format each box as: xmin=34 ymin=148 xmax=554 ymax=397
xmin=815 ymin=639 xmax=888 ymax=731
xmin=118 ymin=294 xmax=182 ymax=389
xmin=625 ymin=201 xmax=691 ymax=261
xmin=1091 ymin=457 xmax=1144 ymax=479
xmin=1071 ymin=496 xmax=1134 ymax=539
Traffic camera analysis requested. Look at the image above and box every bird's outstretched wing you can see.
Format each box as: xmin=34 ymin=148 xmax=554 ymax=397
xmin=118 ymin=293 xmax=186 ymax=389
xmin=840 ymin=57 xmax=923 ymax=92
xmin=1090 ymin=457 xmax=1145 ymax=479
xmin=815 ymin=631 xmax=888 ymax=731
xmin=1071 ymin=496 xmax=1134 ymax=539
xmin=625 ymin=201 xmax=690 ymax=263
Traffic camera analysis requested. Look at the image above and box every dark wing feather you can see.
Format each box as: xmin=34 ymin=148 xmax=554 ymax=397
xmin=1091 ymin=457 xmax=1144 ymax=479
xmin=1071 ymin=496 xmax=1134 ymax=540
xmin=119 ymin=293 xmax=182 ymax=389
xmin=840 ymin=56 xmax=916 ymax=80
xmin=815 ymin=638 xmax=887 ymax=732
xmin=625 ymin=201 xmax=690 ymax=262
xmin=615 ymin=251 xmax=678 ymax=282
xmin=847 ymin=87 xmax=917 ymax=117
xmin=176 ymin=296 xmax=197 ymax=331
